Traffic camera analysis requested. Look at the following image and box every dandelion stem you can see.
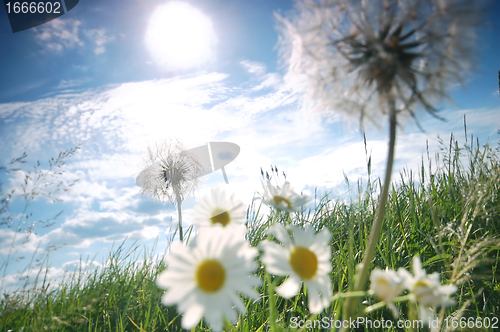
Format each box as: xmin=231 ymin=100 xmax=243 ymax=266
xmin=343 ymin=94 xmax=397 ymax=324
xmin=176 ymin=192 xmax=183 ymax=243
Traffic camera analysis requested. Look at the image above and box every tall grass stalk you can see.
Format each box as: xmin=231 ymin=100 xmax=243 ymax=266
xmin=0 ymin=145 xmax=81 ymax=292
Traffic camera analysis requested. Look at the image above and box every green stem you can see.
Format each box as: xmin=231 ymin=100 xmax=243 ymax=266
xmin=364 ymin=294 xmax=411 ymax=314
xmin=175 ymin=193 xmax=183 ymax=243
xmin=267 ymin=273 xmax=278 ymax=332
xmin=224 ymin=318 xmax=235 ymax=331
xmin=408 ymin=300 xmax=417 ymax=332
xmin=342 ymin=96 xmax=397 ymax=326
xmin=331 ymin=291 xmax=367 ymax=302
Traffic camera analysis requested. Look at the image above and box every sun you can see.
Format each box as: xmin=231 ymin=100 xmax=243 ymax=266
xmin=145 ymin=1 xmax=217 ymax=70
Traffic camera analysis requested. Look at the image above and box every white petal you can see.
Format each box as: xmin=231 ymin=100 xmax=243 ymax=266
xmin=270 ymin=224 xmax=292 ymax=247
xmin=428 ymin=272 xmax=441 ymax=283
xmin=304 ymin=280 xmax=324 ymax=314
xmin=315 ymin=274 xmax=333 ymax=300
xmin=302 ymin=225 xmax=317 ymax=247
xmin=160 ymin=283 xmax=196 ymax=304
xmin=313 ymin=228 xmax=331 ymax=246
xmin=204 ymin=305 xmax=224 ymax=332
xmin=413 ymin=256 xmax=425 ymax=278
xmin=181 ymin=300 xmax=205 ymax=330
xmin=289 ymin=225 xmax=307 ymax=246
xmin=419 ymin=306 xmax=434 ymax=324
xmin=276 ymin=276 xmax=302 ymax=299
xmin=225 ymin=288 xmax=247 ymax=314
xmin=260 ymin=242 xmax=290 ymax=266
xmin=220 ymin=298 xmax=238 ymax=323
xmin=388 ymin=303 xmax=399 ymax=318
xmin=439 ymin=284 xmax=457 ymax=295
xmin=397 ymin=268 xmax=414 ymax=289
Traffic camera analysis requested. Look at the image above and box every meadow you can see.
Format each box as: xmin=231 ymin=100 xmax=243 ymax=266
xmin=1 ymin=126 xmax=499 ymax=332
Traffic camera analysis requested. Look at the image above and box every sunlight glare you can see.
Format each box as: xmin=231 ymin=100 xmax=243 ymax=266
xmin=145 ymin=1 xmax=217 ymax=70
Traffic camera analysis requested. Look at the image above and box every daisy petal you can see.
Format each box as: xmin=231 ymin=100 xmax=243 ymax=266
xmin=181 ymin=301 xmax=205 ymax=330
xmin=276 ymin=276 xmax=301 ymax=299
xmin=270 ymin=224 xmax=292 ymax=247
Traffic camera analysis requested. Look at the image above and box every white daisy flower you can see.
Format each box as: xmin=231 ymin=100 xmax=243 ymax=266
xmin=369 ymin=268 xmax=406 ymax=317
xmin=260 ymin=223 xmax=332 ymax=314
xmin=156 ymin=226 xmax=261 ymax=331
xmin=191 ymin=187 xmax=247 ymax=229
xmin=399 ymin=256 xmax=457 ymax=323
xmin=262 ymin=181 xmax=310 ymax=212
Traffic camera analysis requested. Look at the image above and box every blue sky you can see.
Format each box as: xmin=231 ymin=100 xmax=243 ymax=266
xmin=0 ymin=0 xmax=499 ymax=293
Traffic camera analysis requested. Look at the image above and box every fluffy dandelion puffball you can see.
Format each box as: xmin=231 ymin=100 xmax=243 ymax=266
xmin=276 ymin=0 xmax=487 ymax=126
xmin=260 ymin=223 xmax=332 ymax=313
xmin=136 ymin=140 xmax=204 ymax=203
xmin=156 ymin=226 xmax=261 ymax=331
xmin=400 ymin=256 xmax=457 ymax=321
xmin=370 ymin=268 xmax=406 ymax=317
xmin=263 ymin=181 xmax=310 ymax=212
xmin=191 ymin=187 xmax=247 ymax=229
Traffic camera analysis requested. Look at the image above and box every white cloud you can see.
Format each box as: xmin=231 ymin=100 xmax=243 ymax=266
xmin=32 ymin=19 xmax=115 ymax=55
xmin=84 ymin=28 xmax=115 ymax=54
xmin=240 ymin=60 xmax=266 ymax=75
xmin=251 ymin=73 xmax=282 ymax=91
xmin=56 ymin=78 xmax=91 ymax=89
xmin=33 ymin=19 xmax=84 ymax=52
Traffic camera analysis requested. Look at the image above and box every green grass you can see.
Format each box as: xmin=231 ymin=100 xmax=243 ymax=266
xmin=1 ymin=130 xmax=499 ymax=332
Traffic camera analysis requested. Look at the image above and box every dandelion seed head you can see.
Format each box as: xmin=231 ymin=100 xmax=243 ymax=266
xmin=277 ymin=0 xmax=489 ymax=127
xmin=137 ymin=139 xmax=205 ymax=203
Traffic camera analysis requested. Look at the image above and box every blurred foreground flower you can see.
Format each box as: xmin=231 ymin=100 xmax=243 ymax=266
xmin=191 ymin=187 xmax=246 ymax=229
xmin=277 ymin=0 xmax=486 ymax=126
xmin=156 ymin=226 xmax=260 ymax=331
xmin=400 ymin=256 xmax=457 ymax=322
xmin=260 ymin=223 xmax=332 ymax=313
xmin=369 ymin=268 xmax=406 ymax=317
xmin=263 ymin=181 xmax=310 ymax=212
xmin=276 ymin=1 xmax=488 ymax=320
xmin=136 ymin=140 xmax=204 ymax=242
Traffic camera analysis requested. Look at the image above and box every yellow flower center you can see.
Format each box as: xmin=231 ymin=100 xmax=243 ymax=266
xmin=413 ymin=280 xmax=434 ymax=301
xmin=377 ymin=278 xmax=389 ymax=286
xmin=414 ymin=280 xmax=431 ymax=290
xmin=289 ymin=246 xmax=318 ymax=280
xmin=271 ymin=195 xmax=292 ymax=209
xmin=195 ymin=259 xmax=225 ymax=292
xmin=210 ymin=208 xmax=230 ymax=226
xmin=377 ymin=278 xmax=391 ymax=287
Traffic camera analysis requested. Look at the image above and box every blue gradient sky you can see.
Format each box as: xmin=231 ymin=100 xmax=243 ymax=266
xmin=0 ymin=0 xmax=499 ymax=293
